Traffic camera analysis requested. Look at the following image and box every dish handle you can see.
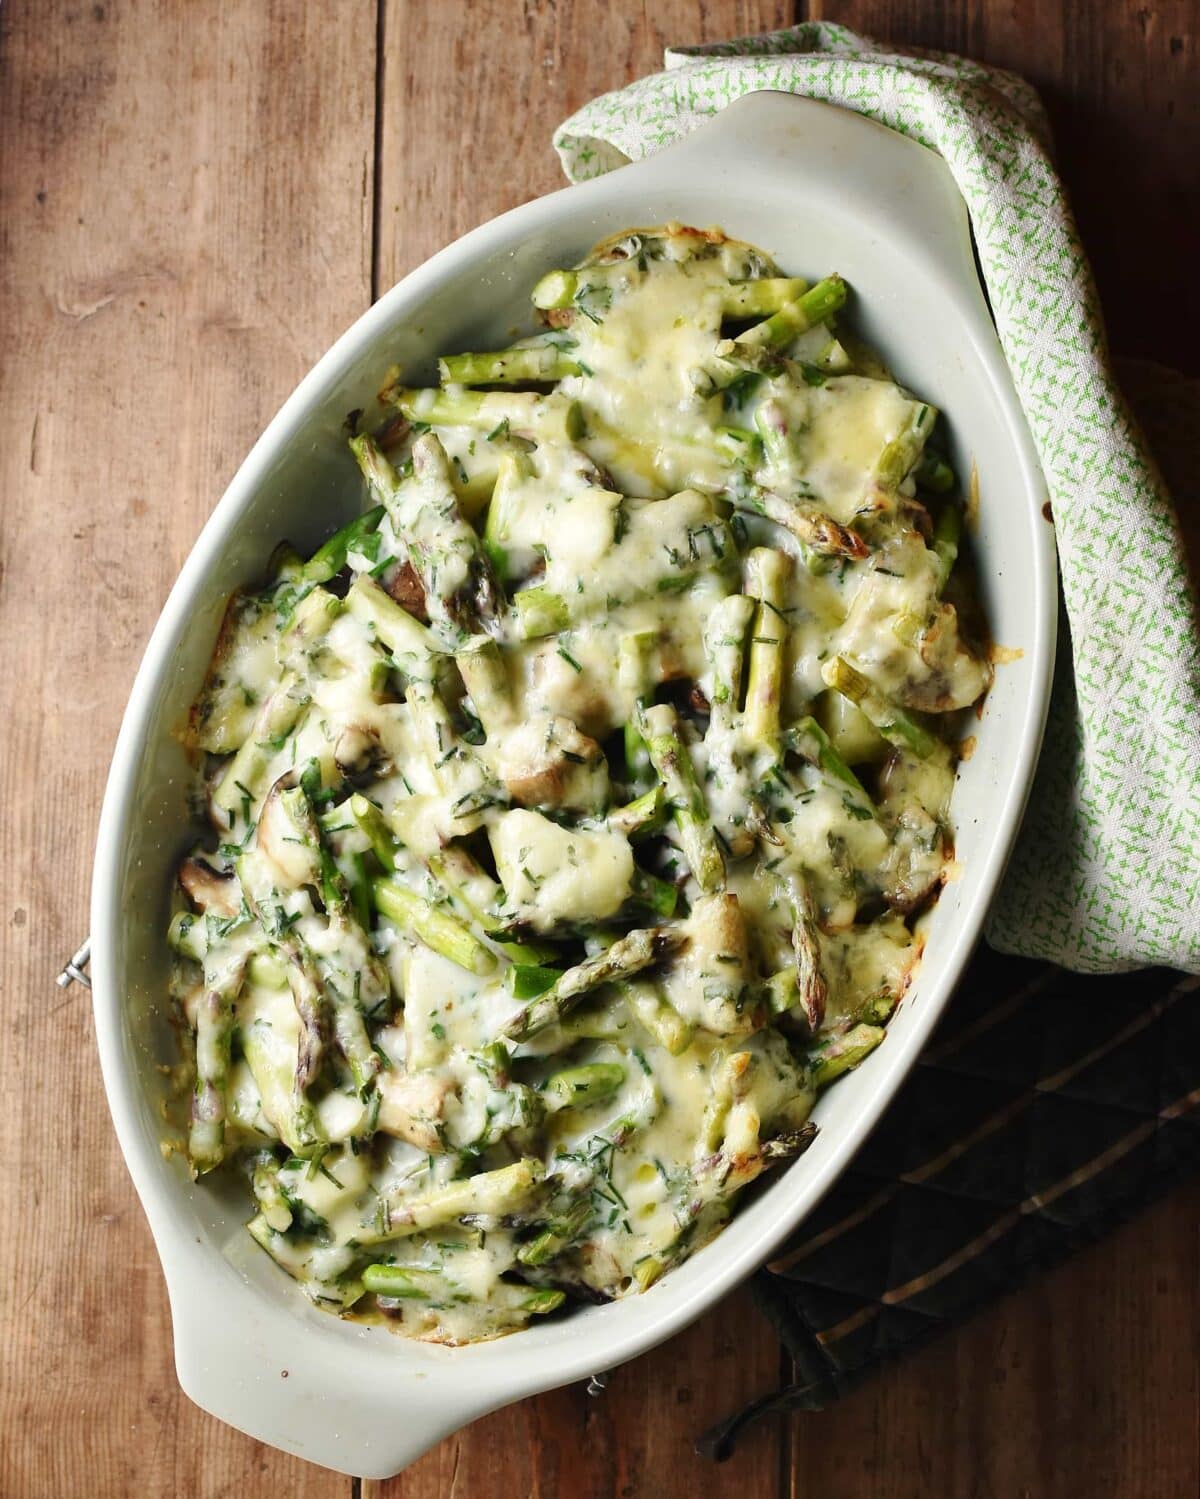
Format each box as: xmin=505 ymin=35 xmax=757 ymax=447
xmin=627 ymin=91 xmax=984 ymax=313
xmin=167 ymin=1260 xmax=491 ymax=1478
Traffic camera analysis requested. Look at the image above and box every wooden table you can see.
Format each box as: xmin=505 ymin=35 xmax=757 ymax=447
xmin=2 ymin=3 xmax=1196 ymax=1494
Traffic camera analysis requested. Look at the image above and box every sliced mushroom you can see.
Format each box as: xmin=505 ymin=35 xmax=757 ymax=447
xmin=255 ymin=779 xmax=321 ymax=891
xmin=901 ymin=605 xmax=992 ymax=712
xmin=384 ymin=559 xmax=429 ymax=623
xmin=334 ymin=724 xmax=388 ymax=778
xmin=178 ymin=858 xmax=241 ymax=918
xmin=497 ymin=714 xmax=610 ymax=814
xmin=377 ymin=1069 xmax=454 ymax=1152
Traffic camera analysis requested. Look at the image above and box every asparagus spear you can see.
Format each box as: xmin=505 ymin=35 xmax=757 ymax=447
xmin=373 ymin=876 xmax=495 ymax=975
xmin=714 ymin=424 xmax=764 ymax=467
xmin=543 ymin=1062 xmax=626 ymax=1112
xmin=637 ymin=702 xmax=726 ymax=894
xmin=355 ymin=798 xmax=510 ymax=940
xmin=381 ymin=384 xmax=586 ymax=445
xmin=356 ymin=1158 xmax=545 ymax=1245
xmin=730 ymin=485 xmax=869 ymax=562
xmin=212 ymin=672 xmax=308 ymax=825
xmin=362 ymin=1263 xmax=565 ymax=1318
xmin=187 ymin=946 xmax=249 ymax=1175
xmin=719 ymin=277 xmax=811 ymax=318
xmin=873 ymin=401 xmax=938 ymax=495
xmin=277 ymin=585 xmax=344 ymax=672
xmin=344 ymin=573 xmax=442 ymax=681
xmin=250 ymin=1152 xmax=293 ymax=1232
xmin=775 ymin=869 xmax=827 ymax=1032
xmin=716 ymin=275 xmax=847 ymax=368
xmin=351 ymin=432 xmax=502 ymax=643
xmin=532 ymin=265 xmax=622 ymax=310
xmin=286 ymin=785 xmax=387 ymax=1090
xmin=538 ymin=260 xmax=805 ymax=317
xmin=354 ymin=794 xmax=520 ymax=965
xmin=238 ymin=893 xmax=327 ymax=1115
xmin=516 ymin=1199 xmax=593 ymax=1267
xmin=500 ymin=926 xmax=685 ymax=1043
xmin=241 ymin=1017 xmax=326 ymax=1157
xmin=455 ymin=635 xmax=513 ymax=736
xmin=753 ymin=398 xmax=794 ymax=469
xmin=299 ymin=505 xmax=386 ymax=584
xmin=440 ymin=341 xmax=581 ymax=386
xmin=763 ymin=966 xmax=801 ymax=1017
xmin=513 ymin=585 xmax=570 ymax=640
xmin=786 ymin=716 xmax=877 ymax=820
xmin=482 ymin=447 xmax=533 ymax=577
xmin=255 ymin=780 xmax=388 ymax=1095
xmin=931 ymin=501 xmax=962 ymax=594
xmin=623 ymin=980 xmax=694 ymax=1056
xmin=618 ymin=629 xmax=658 ymax=789
xmin=821 ymin=656 xmax=936 ymax=758
xmin=429 ymin=844 xmax=505 ymax=928
xmin=168 ymin=909 xmax=208 ymax=963
xmin=699 ymin=593 xmax=758 ymax=857
xmin=809 ymin=1022 xmax=885 ymax=1089
xmin=362 ymin=1265 xmax=458 ymax=1301
xmin=743 ymin=547 xmax=792 ymax=757
xmin=348 ymin=792 xmax=400 ymax=873
xmin=703 ymin=593 xmax=756 ymax=738
xmin=346 ymin=575 xmax=500 ymax=822
xmin=606 ymin=785 xmax=666 ymax=838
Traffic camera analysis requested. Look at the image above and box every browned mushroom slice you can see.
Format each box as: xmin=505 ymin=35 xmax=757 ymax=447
xmin=334 ymin=724 xmax=389 ymax=778
xmin=497 ymin=714 xmax=610 ymax=814
xmin=179 ymin=858 xmax=241 ymax=918
xmin=254 ymin=779 xmax=322 ymax=891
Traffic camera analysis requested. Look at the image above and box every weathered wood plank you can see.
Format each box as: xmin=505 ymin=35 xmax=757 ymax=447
xmin=374 ymin=0 xmax=794 ymax=288
xmin=369 ymin=1289 xmax=787 ymax=1499
xmin=0 ymin=2 xmax=374 ymax=1493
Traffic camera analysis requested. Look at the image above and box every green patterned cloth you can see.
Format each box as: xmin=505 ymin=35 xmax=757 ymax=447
xmin=553 ymin=23 xmax=1200 ymax=975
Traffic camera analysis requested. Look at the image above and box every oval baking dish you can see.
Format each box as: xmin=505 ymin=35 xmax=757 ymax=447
xmin=92 ymin=92 xmax=1056 ymax=1477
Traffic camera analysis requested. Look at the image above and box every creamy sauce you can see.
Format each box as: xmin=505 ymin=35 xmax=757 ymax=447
xmin=171 ymin=225 xmax=990 ymax=1344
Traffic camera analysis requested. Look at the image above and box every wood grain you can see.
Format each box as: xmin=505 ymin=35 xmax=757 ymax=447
xmin=374 ymin=0 xmax=793 ymax=289
xmin=1 ymin=1 xmax=1197 ymax=1495
xmin=0 ymin=1 xmax=374 ymax=1493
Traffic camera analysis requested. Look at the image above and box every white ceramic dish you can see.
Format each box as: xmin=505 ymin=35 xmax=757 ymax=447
xmin=92 ymin=92 xmax=1056 ymax=1477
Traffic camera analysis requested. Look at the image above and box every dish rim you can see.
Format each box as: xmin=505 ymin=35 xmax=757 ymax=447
xmin=90 ymin=90 xmax=1057 ymax=1475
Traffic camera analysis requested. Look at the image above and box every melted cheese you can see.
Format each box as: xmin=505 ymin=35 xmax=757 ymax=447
xmin=490 ymin=810 xmax=634 ymax=931
xmin=168 ymin=224 xmax=990 ymax=1346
